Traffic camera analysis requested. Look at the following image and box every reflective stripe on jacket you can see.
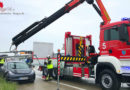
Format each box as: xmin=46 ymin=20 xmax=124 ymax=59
xmin=47 ymin=59 xmax=53 ymax=69
xmin=0 ymin=59 xmax=4 ymax=64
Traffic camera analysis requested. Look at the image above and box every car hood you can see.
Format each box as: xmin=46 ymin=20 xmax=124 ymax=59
xmin=11 ymin=69 xmax=32 ymax=74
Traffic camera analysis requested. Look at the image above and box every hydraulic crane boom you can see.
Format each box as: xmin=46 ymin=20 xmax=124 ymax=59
xmin=96 ymin=0 xmax=111 ymax=24
xmin=95 ymin=0 xmax=111 ymax=24
xmin=12 ymin=0 xmax=111 ymax=47
xmin=12 ymin=0 xmax=85 ymax=47
xmin=86 ymin=0 xmax=111 ymax=25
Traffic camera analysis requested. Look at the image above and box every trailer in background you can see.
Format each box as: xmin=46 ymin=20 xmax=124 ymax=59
xmin=33 ymin=42 xmax=53 ymax=59
xmin=32 ymin=42 xmax=54 ymax=67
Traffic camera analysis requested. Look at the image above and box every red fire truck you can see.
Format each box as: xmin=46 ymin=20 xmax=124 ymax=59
xmin=11 ymin=0 xmax=130 ymax=90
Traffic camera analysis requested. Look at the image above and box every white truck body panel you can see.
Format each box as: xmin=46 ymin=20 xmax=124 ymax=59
xmin=120 ymin=59 xmax=130 ymax=66
xmin=98 ymin=56 xmax=130 ymax=74
xmin=98 ymin=56 xmax=121 ymax=74
xmin=66 ymin=37 xmax=72 ymax=56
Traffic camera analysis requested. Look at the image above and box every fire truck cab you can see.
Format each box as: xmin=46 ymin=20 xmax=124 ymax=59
xmin=96 ymin=19 xmax=130 ymax=89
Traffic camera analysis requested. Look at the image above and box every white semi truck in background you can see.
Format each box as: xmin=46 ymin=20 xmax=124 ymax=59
xmin=33 ymin=42 xmax=54 ymax=59
xmin=32 ymin=42 xmax=54 ymax=66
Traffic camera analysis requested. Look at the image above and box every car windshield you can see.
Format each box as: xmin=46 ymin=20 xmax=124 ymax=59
xmin=8 ymin=62 xmax=29 ymax=69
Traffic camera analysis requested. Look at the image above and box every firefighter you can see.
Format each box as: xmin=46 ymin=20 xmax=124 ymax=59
xmin=0 ymin=57 xmax=5 ymax=67
xmin=42 ymin=61 xmax=47 ymax=79
xmin=46 ymin=55 xmax=53 ymax=80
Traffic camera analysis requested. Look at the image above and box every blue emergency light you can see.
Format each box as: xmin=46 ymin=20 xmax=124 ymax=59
xmin=121 ymin=17 xmax=130 ymax=21
xmin=121 ymin=66 xmax=130 ymax=70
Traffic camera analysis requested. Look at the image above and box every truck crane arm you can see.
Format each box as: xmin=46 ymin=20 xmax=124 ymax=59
xmin=86 ymin=0 xmax=111 ymax=25
xmin=12 ymin=0 xmax=85 ymax=47
xmin=96 ymin=0 xmax=111 ymax=24
xmin=12 ymin=0 xmax=111 ymax=47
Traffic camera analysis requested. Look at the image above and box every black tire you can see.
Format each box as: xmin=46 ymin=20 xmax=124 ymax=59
xmin=0 ymin=67 xmax=2 ymax=75
xmin=99 ymin=69 xmax=121 ymax=90
xmin=3 ymin=72 xmax=9 ymax=81
xmin=5 ymin=74 xmax=9 ymax=81
xmin=29 ymin=79 xmax=35 ymax=83
xmin=52 ymin=68 xmax=57 ymax=80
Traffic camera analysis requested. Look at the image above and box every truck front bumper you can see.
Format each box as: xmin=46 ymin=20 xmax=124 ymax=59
xmin=120 ymin=66 xmax=130 ymax=82
xmin=121 ymin=73 xmax=130 ymax=83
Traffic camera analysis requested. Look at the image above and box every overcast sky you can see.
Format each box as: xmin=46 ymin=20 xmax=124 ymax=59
xmin=0 ymin=0 xmax=130 ymax=53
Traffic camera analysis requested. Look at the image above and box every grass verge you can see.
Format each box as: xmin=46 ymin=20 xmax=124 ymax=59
xmin=0 ymin=76 xmax=17 ymax=90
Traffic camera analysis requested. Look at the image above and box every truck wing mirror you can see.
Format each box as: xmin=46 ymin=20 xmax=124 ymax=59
xmin=119 ymin=24 xmax=129 ymax=42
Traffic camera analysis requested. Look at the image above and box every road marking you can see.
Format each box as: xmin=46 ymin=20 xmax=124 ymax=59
xmin=52 ymin=81 xmax=86 ymax=90
xmin=36 ymin=76 xmax=86 ymax=90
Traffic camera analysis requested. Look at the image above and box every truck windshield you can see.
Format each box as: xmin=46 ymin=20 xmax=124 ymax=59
xmin=104 ymin=25 xmax=129 ymax=41
xmin=110 ymin=28 xmax=119 ymax=40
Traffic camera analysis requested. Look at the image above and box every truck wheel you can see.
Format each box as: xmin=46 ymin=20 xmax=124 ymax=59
xmin=53 ymin=68 xmax=57 ymax=80
xmin=99 ymin=69 xmax=121 ymax=90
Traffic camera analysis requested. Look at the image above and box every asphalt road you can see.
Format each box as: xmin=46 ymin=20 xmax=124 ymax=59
xmin=17 ymin=67 xmax=130 ymax=90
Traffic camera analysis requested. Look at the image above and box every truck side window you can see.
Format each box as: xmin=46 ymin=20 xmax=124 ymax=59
xmin=110 ymin=29 xmax=119 ymax=40
xmin=104 ymin=28 xmax=119 ymax=41
xmin=104 ymin=30 xmax=109 ymax=41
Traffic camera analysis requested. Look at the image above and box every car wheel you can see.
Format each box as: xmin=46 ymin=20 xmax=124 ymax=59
xmin=29 ymin=79 xmax=35 ymax=83
xmin=5 ymin=74 xmax=9 ymax=81
xmin=52 ymin=68 xmax=57 ymax=80
xmin=99 ymin=69 xmax=121 ymax=90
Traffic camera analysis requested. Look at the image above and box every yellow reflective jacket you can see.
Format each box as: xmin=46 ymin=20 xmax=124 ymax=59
xmin=0 ymin=58 xmax=4 ymax=64
xmin=47 ymin=59 xmax=53 ymax=69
